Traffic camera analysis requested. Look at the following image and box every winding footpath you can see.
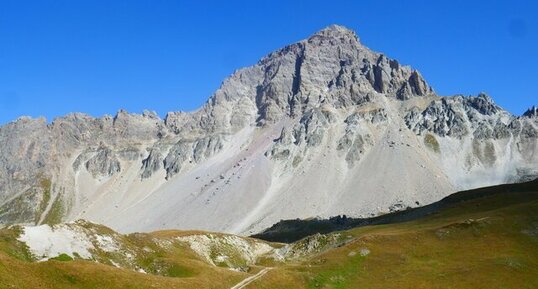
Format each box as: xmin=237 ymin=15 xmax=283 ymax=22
xmin=230 ymin=268 xmax=272 ymax=289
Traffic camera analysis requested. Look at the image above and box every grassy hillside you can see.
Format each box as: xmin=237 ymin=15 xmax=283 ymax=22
xmin=0 ymin=179 xmax=536 ymax=288
xmin=252 ymin=180 xmax=538 ymax=288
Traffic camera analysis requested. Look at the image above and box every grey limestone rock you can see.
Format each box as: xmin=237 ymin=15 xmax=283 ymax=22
xmin=193 ymin=135 xmax=225 ymax=163
xmin=465 ymin=93 xmax=500 ymax=116
xmin=85 ymin=147 xmax=121 ymax=178
xmin=404 ymin=94 xmax=509 ymax=138
xmin=141 ymin=149 xmax=164 ymax=179
xmin=299 ymin=109 xmax=330 ymax=147
xmin=337 ymin=111 xmax=378 ymax=166
xmin=163 ymin=142 xmax=192 ymax=179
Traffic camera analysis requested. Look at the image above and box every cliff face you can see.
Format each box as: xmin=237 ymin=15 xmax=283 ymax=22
xmin=0 ymin=25 xmax=536 ymax=235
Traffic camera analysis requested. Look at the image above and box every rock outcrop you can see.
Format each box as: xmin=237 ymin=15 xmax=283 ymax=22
xmin=523 ymin=106 xmax=538 ymax=118
xmin=85 ymin=147 xmax=121 ymax=178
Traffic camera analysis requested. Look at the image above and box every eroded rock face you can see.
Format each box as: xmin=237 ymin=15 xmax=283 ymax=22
xmin=0 ymin=25 xmax=536 ymax=233
xmin=85 ymin=148 xmax=121 ymax=178
xmin=141 ymin=149 xmax=163 ymax=179
xmin=404 ymin=94 xmax=512 ymax=138
xmin=336 ymin=110 xmax=383 ymax=167
xmin=163 ymin=141 xmax=192 ymax=180
xmin=193 ymin=135 xmax=224 ymax=163
xmin=405 ymin=97 xmax=469 ymax=137
xmin=159 ymin=135 xmax=226 ymax=180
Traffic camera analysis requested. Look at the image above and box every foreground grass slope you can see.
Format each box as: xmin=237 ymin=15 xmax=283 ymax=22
xmin=0 ymin=179 xmax=536 ymax=288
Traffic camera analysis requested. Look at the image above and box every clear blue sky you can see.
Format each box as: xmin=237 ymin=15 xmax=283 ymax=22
xmin=1 ymin=0 xmax=537 ymax=124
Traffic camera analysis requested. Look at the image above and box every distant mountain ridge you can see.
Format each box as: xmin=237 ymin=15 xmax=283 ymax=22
xmin=0 ymin=25 xmax=536 ymax=235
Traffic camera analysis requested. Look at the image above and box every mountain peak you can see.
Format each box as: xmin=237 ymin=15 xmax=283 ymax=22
xmin=312 ymin=24 xmax=359 ymax=40
xmin=523 ymin=105 xmax=538 ymax=118
xmin=210 ymin=24 xmax=433 ymax=125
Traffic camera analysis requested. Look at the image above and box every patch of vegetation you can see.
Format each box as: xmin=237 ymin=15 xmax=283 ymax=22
xmin=208 ymin=240 xmax=248 ymax=269
xmin=273 ymin=149 xmax=291 ymax=160
xmin=0 ymin=190 xmax=39 ymax=225
xmin=165 ymin=263 xmax=193 ymax=278
xmin=42 ymin=194 xmax=65 ymax=225
xmin=51 ymin=253 xmax=73 ymax=262
xmin=62 ymin=274 xmax=78 ymax=284
xmin=292 ymin=155 xmax=303 ymax=167
xmin=307 ymin=254 xmax=366 ymax=289
xmin=35 ymin=178 xmax=52 ymax=224
xmin=0 ymin=227 xmax=33 ymax=262
xmin=424 ymin=133 xmax=440 ymax=153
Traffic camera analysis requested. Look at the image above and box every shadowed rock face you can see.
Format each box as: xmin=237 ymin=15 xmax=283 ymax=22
xmin=0 ymin=25 xmax=536 ymax=234
xmin=523 ymin=106 xmax=538 ymax=118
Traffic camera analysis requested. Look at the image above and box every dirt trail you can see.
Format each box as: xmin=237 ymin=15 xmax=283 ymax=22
xmin=230 ymin=267 xmax=272 ymax=289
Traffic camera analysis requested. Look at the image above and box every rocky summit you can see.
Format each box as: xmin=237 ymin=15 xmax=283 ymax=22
xmin=0 ymin=25 xmax=537 ymax=235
